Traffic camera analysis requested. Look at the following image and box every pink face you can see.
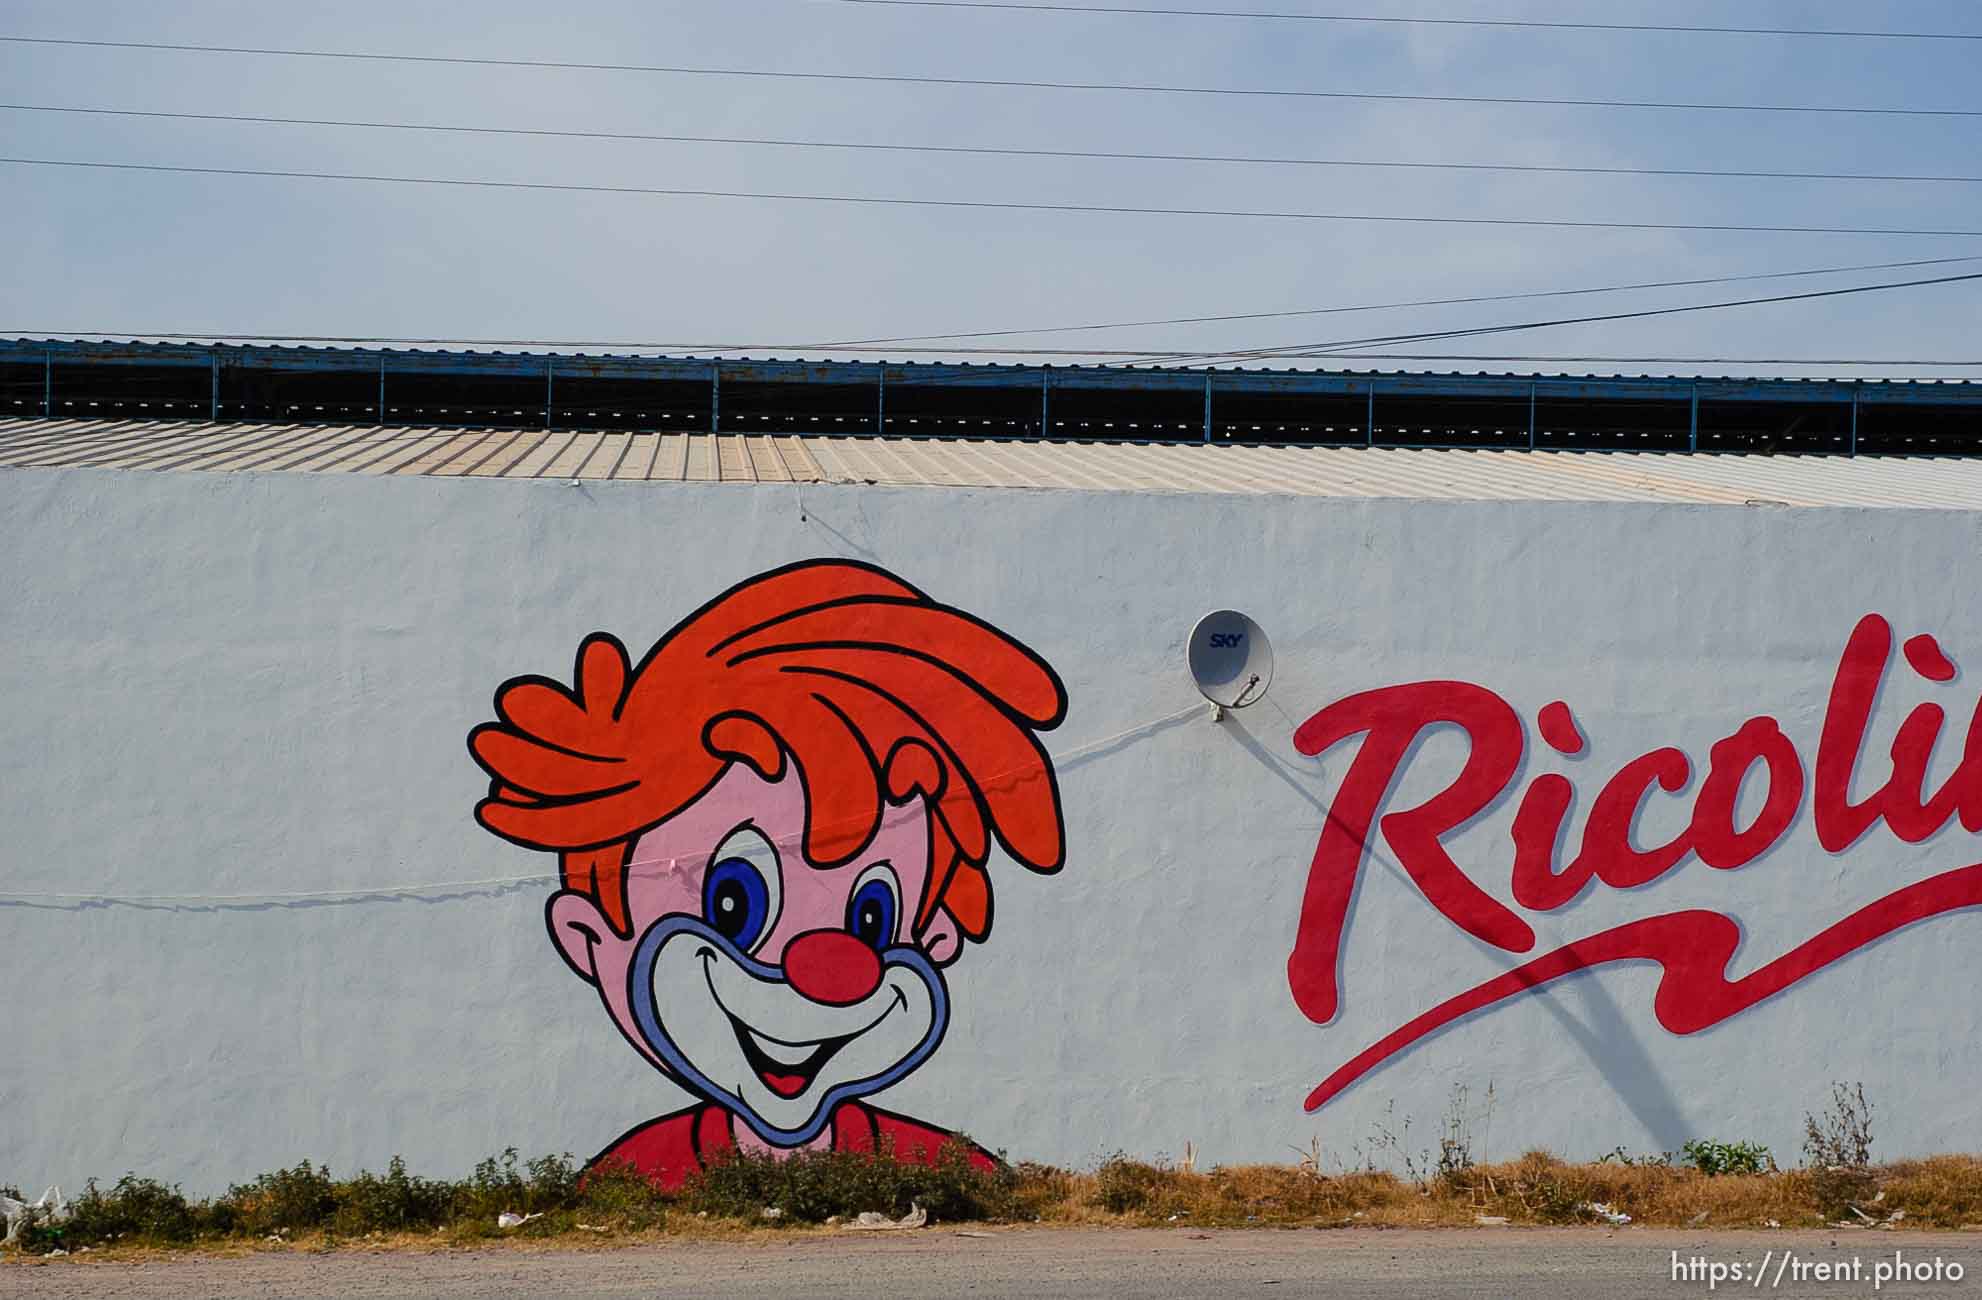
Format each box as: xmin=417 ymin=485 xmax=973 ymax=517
xmin=548 ymin=762 xmax=962 ymax=1145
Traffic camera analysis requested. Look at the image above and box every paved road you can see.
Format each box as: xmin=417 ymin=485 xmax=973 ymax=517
xmin=4 ymin=1227 xmax=1979 ymax=1298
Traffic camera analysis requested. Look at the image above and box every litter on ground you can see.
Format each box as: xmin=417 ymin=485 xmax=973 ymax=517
xmin=842 ymin=1204 xmax=928 ymax=1231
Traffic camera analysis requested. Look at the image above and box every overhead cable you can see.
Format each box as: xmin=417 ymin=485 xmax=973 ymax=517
xmin=3 ymin=36 xmax=1978 ymax=117
xmin=0 ymin=702 xmax=1205 ymax=907
xmin=23 ymin=257 xmax=1974 ymax=354
xmin=10 ymin=157 xmax=1982 ymax=238
xmin=810 ymin=0 xmax=1982 ymax=42
xmin=10 ymin=103 xmax=1981 ymax=187
xmin=1099 ymin=271 xmax=1982 ymax=367
xmin=751 ymin=257 xmax=1982 ymax=348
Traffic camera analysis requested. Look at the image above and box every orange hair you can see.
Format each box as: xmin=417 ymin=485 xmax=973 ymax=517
xmin=467 ymin=560 xmax=1067 ymax=941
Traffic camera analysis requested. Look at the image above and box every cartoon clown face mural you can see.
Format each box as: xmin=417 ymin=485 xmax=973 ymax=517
xmin=467 ymin=560 xmax=1067 ymax=1187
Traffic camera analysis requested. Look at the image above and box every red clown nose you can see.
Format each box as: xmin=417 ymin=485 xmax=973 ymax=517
xmin=782 ymin=930 xmax=883 ymax=1006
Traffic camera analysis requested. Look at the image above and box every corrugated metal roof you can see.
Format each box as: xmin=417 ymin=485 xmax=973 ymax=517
xmin=7 ymin=416 xmax=1982 ymax=510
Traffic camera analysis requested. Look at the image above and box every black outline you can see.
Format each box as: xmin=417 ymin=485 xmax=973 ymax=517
xmin=625 ymin=916 xmax=955 ymax=1148
xmin=703 ymin=821 xmax=785 ymax=956
xmin=779 ymin=662 xmax=1067 ymax=874
xmin=806 ymin=690 xmax=890 ymax=867
xmin=699 ymin=711 xmax=790 ymax=783
xmin=467 ymin=554 xmax=1070 ymax=923
xmin=779 ymin=661 xmax=1059 ymax=943
xmin=544 ymin=887 xmax=605 ymax=985
xmin=472 ymin=558 xmax=1068 ymax=1181
xmin=845 ymin=862 xmax=903 ymax=951
xmin=698 ymin=558 xmax=928 ymax=657
xmin=713 ymin=954 xmax=906 ymax=1096
xmin=730 ymin=635 xmax=1061 ymax=734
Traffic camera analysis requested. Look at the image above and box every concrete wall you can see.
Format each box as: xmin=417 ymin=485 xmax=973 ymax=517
xmin=3 ymin=465 xmax=1978 ymax=1192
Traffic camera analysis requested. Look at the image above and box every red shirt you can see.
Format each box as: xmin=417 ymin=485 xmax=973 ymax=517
xmin=588 ymin=1101 xmax=998 ymax=1191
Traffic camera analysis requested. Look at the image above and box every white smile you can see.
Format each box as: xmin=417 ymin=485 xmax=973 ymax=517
xmin=744 ymin=1029 xmax=819 ymax=1069
xmin=701 ymin=949 xmax=905 ymax=1090
xmin=637 ymin=924 xmax=946 ymax=1143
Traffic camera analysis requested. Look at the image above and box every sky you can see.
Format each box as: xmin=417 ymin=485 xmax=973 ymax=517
xmin=1 ymin=0 xmax=1978 ymax=378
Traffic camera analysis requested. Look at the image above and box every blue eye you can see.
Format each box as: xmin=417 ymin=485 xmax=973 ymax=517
xmin=704 ymin=856 xmax=775 ymax=951
xmin=846 ymin=868 xmax=901 ymax=951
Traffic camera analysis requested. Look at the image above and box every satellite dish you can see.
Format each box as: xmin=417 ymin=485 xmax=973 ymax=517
xmin=1188 ymin=610 xmax=1273 ymax=715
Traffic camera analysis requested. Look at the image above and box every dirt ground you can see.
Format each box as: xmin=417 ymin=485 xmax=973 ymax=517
xmin=5 ymin=1226 xmax=1981 ymax=1299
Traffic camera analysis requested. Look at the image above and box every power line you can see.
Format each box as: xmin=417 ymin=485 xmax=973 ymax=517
xmin=1101 ymin=270 xmax=1982 ymax=367
xmin=4 ymin=35 xmax=1978 ymax=118
xmin=811 ymin=0 xmax=1982 ymax=41
xmin=796 ymin=257 xmax=1982 ymax=347
xmin=0 ymin=701 xmax=1207 ymax=909
xmin=11 ymin=103 xmax=1982 ymax=187
xmin=11 ymin=157 xmax=1982 ymax=238
xmin=1123 ymin=273 xmax=1982 ymax=366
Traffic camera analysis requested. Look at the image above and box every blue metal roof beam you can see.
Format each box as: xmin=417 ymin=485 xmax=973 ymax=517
xmin=3 ymin=337 xmax=1977 ymax=455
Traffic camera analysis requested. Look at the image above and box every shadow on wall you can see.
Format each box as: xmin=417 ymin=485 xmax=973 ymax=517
xmin=1216 ymin=707 xmax=1693 ymax=1154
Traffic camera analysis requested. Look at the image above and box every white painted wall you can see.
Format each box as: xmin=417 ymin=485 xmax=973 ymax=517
xmin=3 ymin=465 xmax=1978 ymax=1193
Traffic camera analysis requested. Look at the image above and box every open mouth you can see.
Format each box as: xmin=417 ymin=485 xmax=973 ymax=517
xmin=728 ymin=1017 xmax=857 ymax=1098
xmin=699 ymin=947 xmax=907 ymax=1099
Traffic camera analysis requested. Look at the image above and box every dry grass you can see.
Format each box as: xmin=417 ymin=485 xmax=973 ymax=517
xmin=13 ymin=1153 xmax=1982 ymax=1262
xmin=1450 ymin=1152 xmax=1817 ymax=1227
xmin=1879 ymin=1157 xmax=1982 ymax=1227
xmin=1036 ymin=1158 xmax=1425 ymax=1226
xmin=0 ymin=1216 xmax=849 ymax=1265
xmin=1006 ymin=1152 xmax=1982 ymax=1231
